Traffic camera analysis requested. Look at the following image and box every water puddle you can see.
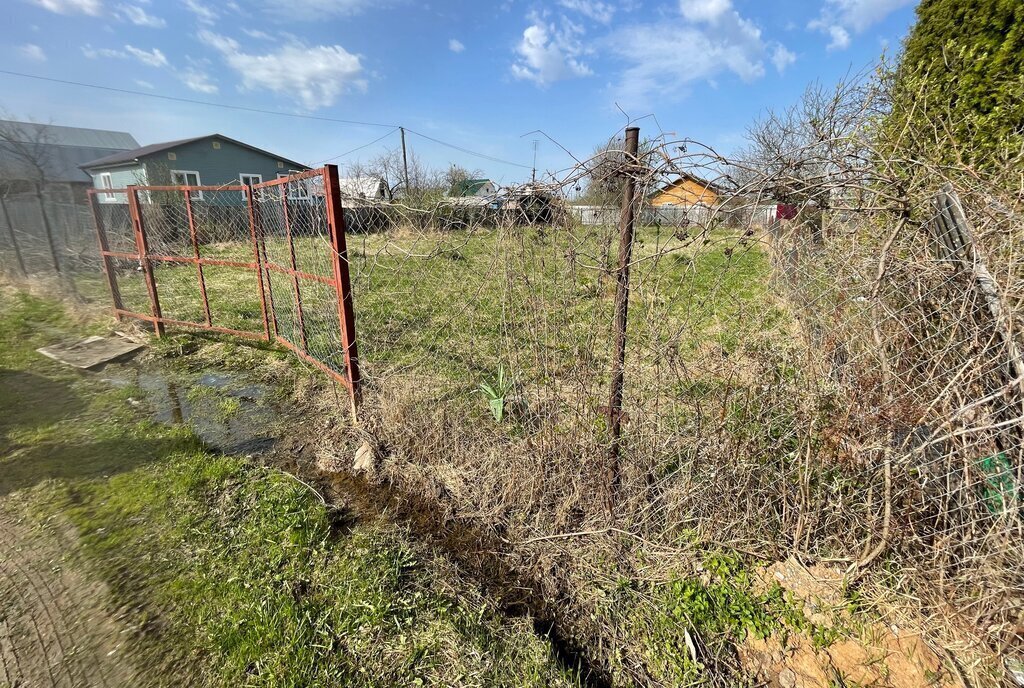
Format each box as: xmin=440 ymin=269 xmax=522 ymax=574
xmin=99 ymin=364 xmax=281 ymax=455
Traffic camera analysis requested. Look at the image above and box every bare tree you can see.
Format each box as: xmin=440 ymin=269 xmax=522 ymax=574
xmin=442 ymin=163 xmax=485 ymax=194
xmin=579 ymin=135 xmax=659 ymax=206
xmin=0 ymin=118 xmax=63 ymax=274
xmin=350 ymin=146 xmax=444 ymax=198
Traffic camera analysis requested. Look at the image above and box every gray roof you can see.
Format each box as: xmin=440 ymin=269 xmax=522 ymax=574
xmin=0 ymin=120 xmax=139 ymax=183
xmin=80 ymin=133 xmax=309 ymax=172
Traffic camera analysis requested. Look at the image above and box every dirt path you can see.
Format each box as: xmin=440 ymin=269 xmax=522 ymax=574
xmin=0 ymin=502 xmax=138 ymax=688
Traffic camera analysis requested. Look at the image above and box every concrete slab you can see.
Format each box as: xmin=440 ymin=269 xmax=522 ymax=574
xmin=37 ymin=336 xmax=145 ymax=369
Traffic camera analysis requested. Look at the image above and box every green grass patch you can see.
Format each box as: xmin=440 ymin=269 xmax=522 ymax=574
xmin=0 ymin=288 xmax=580 ymax=687
xmin=620 ymin=552 xmax=839 ymax=685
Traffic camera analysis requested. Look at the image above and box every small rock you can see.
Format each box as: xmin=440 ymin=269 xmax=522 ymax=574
xmin=778 ymin=667 xmax=797 ymax=688
xmin=353 ymin=441 xmax=375 ymax=473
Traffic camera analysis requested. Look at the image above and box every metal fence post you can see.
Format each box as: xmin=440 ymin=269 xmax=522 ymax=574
xmin=245 ymin=185 xmax=273 ymax=342
xmin=280 ymin=183 xmax=308 ymax=352
xmin=323 ymin=164 xmax=362 ymax=418
xmin=604 ymin=126 xmax=640 ymax=517
xmin=184 ymin=189 xmax=212 ymax=327
xmin=87 ymin=191 xmax=124 ymax=319
xmin=127 ymin=186 xmax=164 ymax=337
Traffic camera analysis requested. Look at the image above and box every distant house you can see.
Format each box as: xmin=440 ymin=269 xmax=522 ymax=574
xmin=337 ymin=176 xmax=391 ymax=201
xmin=0 ymin=119 xmax=139 ymax=205
xmin=80 ymin=133 xmax=309 ymax=204
xmin=450 ymin=178 xmax=497 ymax=198
xmin=649 ymin=173 xmax=723 ymax=208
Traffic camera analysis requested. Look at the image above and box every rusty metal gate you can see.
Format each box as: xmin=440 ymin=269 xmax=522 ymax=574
xmin=88 ymin=165 xmax=360 ymax=413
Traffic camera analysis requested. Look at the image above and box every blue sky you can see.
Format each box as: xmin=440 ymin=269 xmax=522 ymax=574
xmin=1 ymin=0 xmax=918 ymax=184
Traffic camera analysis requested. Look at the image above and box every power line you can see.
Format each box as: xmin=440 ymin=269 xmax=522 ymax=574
xmin=404 ymin=128 xmax=533 ymax=170
xmin=0 ymin=69 xmax=535 ymax=172
xmin=316 ymin=128 xmax=400 ymax=164
xmin=0 ymin=69 xmax=398 ymax=129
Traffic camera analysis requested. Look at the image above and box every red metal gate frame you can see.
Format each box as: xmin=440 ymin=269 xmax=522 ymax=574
xmin=252 ymin=166 xmax=361 ymax=414
xmin=87 ymin=164 xmax=361 ymax=414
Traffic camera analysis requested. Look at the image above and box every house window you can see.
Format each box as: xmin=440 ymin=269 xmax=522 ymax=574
xmin=100 ymin=172 xmax=114 ymax=200
xmin=240 ymin=173 xmax=262 ymax=201
xmin=278 ymin=173 xmax=310 ymax=200
xmin=171 ymin=170 xmax=203 ymax=200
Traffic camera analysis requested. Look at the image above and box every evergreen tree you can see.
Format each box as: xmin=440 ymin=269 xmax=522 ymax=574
xmin=890 ymin=0 xmax=1024 ymax=167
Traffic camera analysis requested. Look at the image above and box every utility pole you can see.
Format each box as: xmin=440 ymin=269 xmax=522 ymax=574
xmin=531 ymin=140 xmax=538 ymax=184
xmin=400 ymin=127 xmax=411 ymax=195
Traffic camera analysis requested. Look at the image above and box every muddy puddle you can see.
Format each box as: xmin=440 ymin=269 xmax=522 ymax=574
xmin=98 ymin=363 xmax=282 ymax=455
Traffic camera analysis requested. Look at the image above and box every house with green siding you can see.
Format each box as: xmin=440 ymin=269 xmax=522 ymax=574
xmin=79 ymin=133 xmax=308 ymax=204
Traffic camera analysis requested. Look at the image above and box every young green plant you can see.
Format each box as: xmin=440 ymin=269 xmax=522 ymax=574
xmin=479 ymin=364 xmax=514 ymax=423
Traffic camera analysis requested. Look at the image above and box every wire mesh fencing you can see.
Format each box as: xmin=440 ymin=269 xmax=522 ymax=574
xmin=45 ymin=123 xmax=1023 ymax=683
xmin=84 ymin=167 xmax=359 ymax=410
xmin=0 ymin=189 xmax=106 ymax=300
xmin=318 ymin=133 xmax=1021 ymax=681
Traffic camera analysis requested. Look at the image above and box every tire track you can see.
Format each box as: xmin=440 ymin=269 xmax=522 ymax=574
xmin=0 ymin=506 xmax=137 ymax=687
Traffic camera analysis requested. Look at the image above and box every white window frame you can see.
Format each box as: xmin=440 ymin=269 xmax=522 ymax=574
xmin=278 ymin=172 xmax=310 ymax=200
xmin=240 ymin=173 xmax=263 ymax=201
xmin=170 ymin=169 xmax=203 ymax=200
xmin=99 ymin=172 xmax=114 ymax=201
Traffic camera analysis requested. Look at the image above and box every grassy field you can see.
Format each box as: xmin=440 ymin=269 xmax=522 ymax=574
xmin=90 ymin=223 xmax=782 ymax=394
xmin=0 ymin=289 xmax=582 ymax=687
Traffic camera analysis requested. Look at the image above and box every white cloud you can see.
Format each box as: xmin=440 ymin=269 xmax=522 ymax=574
xmin=243 ymin=28 xmax=273 ymax=40
xmin=134 ymin=79 xmax=154 ymax=89
xmin=184 ymin=0 xmax=217 ymax=24
xmin=124 ymin=45 xmax=168 ymax=67
xmin=118 ymin=4 xmax=166 ymax=27
xmin=181 ymin=69 xmax=218 ymax=94
xmin=679 ymin=0 xmax=731 ymax=23
xmin=261 ymin=0 xmax=375 ymax=20
xmin=607 ymin=2 xmax=792 ymax=106
xmin=771 ymin=44 xmax=796 ymax=71
xmin=558 ymin=0 xmax=616 ymax=24
xmin=511 ymin=13 xmax=592 ymax=86
xmin=809 ymin=0 xmax=914 ymax=50
xmin=82 ymin=43 xmax=168 ymax=68
xmin=19 ymin=44 xmax=47 ymax=62
xmin=199 ymin=30 xmax=365 ymax=109
xmin=82 ymin=44 xmax=123 ymax=59
xmin=449 ymin=38 xmax=465 ymax=53
xmin=824 ymin=24 xmax=851 ymax=50
xmin=30 ymin=0 xmax=101 ymax=15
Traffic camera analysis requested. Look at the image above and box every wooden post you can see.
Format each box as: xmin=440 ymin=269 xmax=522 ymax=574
xmin=323 ymin=164 xmax=362 ymax=419
xmin=0 ymin=194 xmax=27 ymax=276
xmin=35 ymin=185 xmax=61 ymax=275
xmin=87 ymin=191 xmax=124 ymax=319
xmin=400 ymin=127 xmax=411 ymax=196
xmin=127 ymin=186 xmax=164 ymax=337
xmin=604 ymin=126 xmax=640 ymax=517
xmin=930 ymin=186 xmax=1024 ymax=388
xmin=929 ymin=185 xmax=1024 ymax=467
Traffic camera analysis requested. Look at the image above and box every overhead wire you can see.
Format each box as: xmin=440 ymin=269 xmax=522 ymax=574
xmin=315 ymin=128 xmax=401 ymax=164
xmin=0 ymin=69 xmax=536 ymax=172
